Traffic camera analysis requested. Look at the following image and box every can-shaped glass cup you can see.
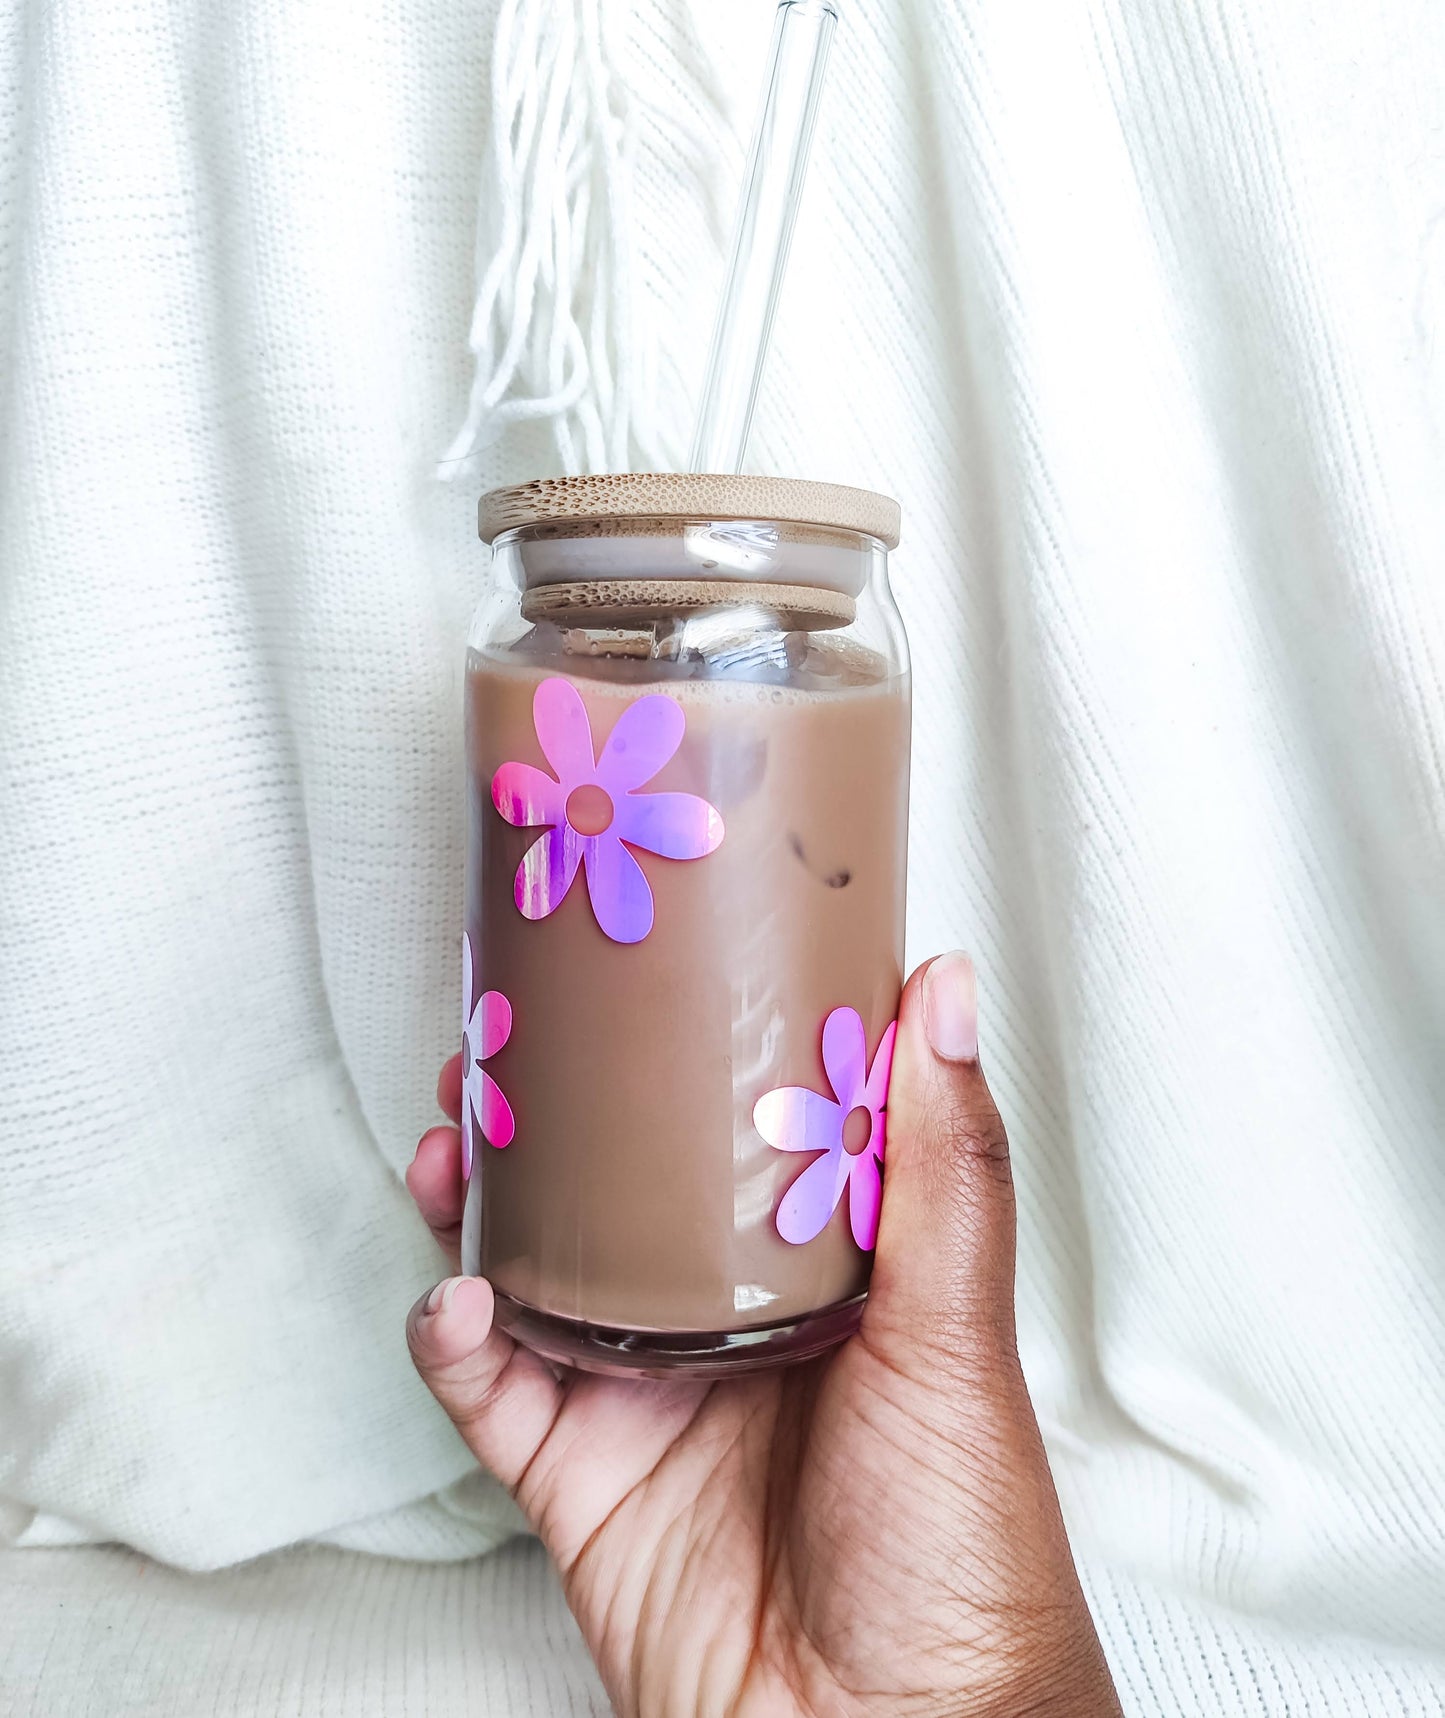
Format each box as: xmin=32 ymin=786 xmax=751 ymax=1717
xmin=461 ymin=475 xmax=909 ymax=1377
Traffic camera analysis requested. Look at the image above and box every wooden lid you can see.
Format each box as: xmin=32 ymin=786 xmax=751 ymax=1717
xmin=478 ymin=473 xmax=901 ymax=550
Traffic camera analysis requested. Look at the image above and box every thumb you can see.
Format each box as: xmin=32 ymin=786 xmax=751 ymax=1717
xmin=864 ymin=951 xmax=1021 ymax=1383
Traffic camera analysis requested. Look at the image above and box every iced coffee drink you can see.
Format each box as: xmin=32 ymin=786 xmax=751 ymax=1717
xmin=460 ymin=475 xmax=909 ymax=1376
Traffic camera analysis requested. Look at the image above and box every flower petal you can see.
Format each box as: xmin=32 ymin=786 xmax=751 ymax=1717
xmin=492 ymin=761 xmax=566 ymax=829
xmin=777 ymin=1149 xmax=848 ymax=1246
xmin=532 ymin=677 xmax=595 ymax=787
xmin=862 ymin=1019 xmax=898 ymax=1115
xmin=582 ymin=834 xmax=654 ymax=943
xmin=462 ymin=932 xmax=475 ymax=1027
xmin=478 ymin=989 xmax=512 ymax=1059
xmin=515 ymin=825 xmax=583 ymax=920
xmin=753 ymin=1086 xmax=844 ymax=1154
xmin=821 ymin=1007 xmax=868 ymax=1109
xmin=461 ymin=1099 xmax=474 ymax=1181
xmin=847 ymin=1153 xmax=882 ymax=1251
xmin=594 ymin=694 xmax=685 ymax=793
xmin=611 ymin=791 xmax=724 ymax=860
xmin=480 ymin=1069 xmax=515 ymax=1149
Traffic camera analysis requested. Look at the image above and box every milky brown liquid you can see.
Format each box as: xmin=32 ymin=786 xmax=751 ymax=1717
xmin=466 ymin=644 xmax=909 ymax=1333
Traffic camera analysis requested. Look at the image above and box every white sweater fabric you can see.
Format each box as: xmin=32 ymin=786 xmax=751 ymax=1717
xmin=3 ymin=0 xmax=1444 ymax=1711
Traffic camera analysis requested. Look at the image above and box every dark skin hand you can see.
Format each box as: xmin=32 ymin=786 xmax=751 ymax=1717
xmin=406 ymin=952 xmax=1122 ymax=1717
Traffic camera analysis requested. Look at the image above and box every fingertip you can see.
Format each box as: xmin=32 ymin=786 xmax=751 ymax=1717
xmin=891 ymin=954 xmax=1008 ymax=1173
xmin=410 ymin=1123 xmax=463 ymax=1177
xmin=406 ymin=1126 xmax=465 ymax=1226
xmin=409 ymin=1275 xmax=495 ymax=1367
xmin=921 ymin=950 xmax=979 ymax=1064
xmin=438 ymin=1054 xmax=464 ymax=1123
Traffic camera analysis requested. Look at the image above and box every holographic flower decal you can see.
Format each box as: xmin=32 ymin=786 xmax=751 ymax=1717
xmin=461 ymin=932 xmax=514 ymax=1176
xmin=491 ymin=677 xmax=725 ymax=945
xmin=754 ymin=1007 xmax=898 ymax=1251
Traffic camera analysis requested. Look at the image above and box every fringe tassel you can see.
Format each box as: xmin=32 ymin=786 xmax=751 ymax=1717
xmin=441 ymin=0 xmax=740 ymax=478
xmin=440 ymin=0 xmax=647 ymax=478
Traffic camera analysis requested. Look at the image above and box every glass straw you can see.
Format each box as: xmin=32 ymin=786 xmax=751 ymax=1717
xmin=688 ymin=0 xmax=839 ymax=475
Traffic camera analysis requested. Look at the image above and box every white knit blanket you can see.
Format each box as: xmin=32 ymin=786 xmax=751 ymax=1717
xmin=2 ymin=1 xmax=1444 ymax=1711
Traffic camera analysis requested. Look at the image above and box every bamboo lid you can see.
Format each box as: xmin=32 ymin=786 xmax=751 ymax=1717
xmin=478 ymin=473 xmax=901 ymax=550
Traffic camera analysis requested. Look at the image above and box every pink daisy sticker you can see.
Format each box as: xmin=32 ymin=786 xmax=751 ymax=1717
xmin=461 ymin=931 xmax=514 ymax=1176
xmin=753 ymin=1007 xmax=898 ymax=1251
xmin=491 ymin=677 xmax=725 ymax=945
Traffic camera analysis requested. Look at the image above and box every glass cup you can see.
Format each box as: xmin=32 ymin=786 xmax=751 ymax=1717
xmin=460 ymin=475 xmax=909 ymax=1376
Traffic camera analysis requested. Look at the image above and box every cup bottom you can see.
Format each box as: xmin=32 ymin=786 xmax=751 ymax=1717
xmin=491 ymin=1289 xmax=866 ymax=1380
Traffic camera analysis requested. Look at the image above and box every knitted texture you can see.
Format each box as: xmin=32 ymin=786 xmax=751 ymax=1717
xmin=2 ymin=0 xmax=1444 ymax=1711
xmin=0 ymin=1541 xmax=607 ymax=1716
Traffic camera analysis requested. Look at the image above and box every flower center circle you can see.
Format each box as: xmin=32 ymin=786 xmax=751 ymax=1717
xmin=566 ymin=784 xmax=615 ymax=837
xmin=842 ymin=1105 xmax=873 ymax=1156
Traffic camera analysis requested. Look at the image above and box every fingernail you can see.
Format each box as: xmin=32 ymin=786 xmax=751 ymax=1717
xmin=923 ymin=952 xmax=979 ymax=1062
xmin=425 ymin=1277 xmax=464 ymax=1317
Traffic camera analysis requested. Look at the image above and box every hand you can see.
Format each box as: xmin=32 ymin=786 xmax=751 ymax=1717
xmin=406 ymin=953 xmax=1120 ymax=1718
